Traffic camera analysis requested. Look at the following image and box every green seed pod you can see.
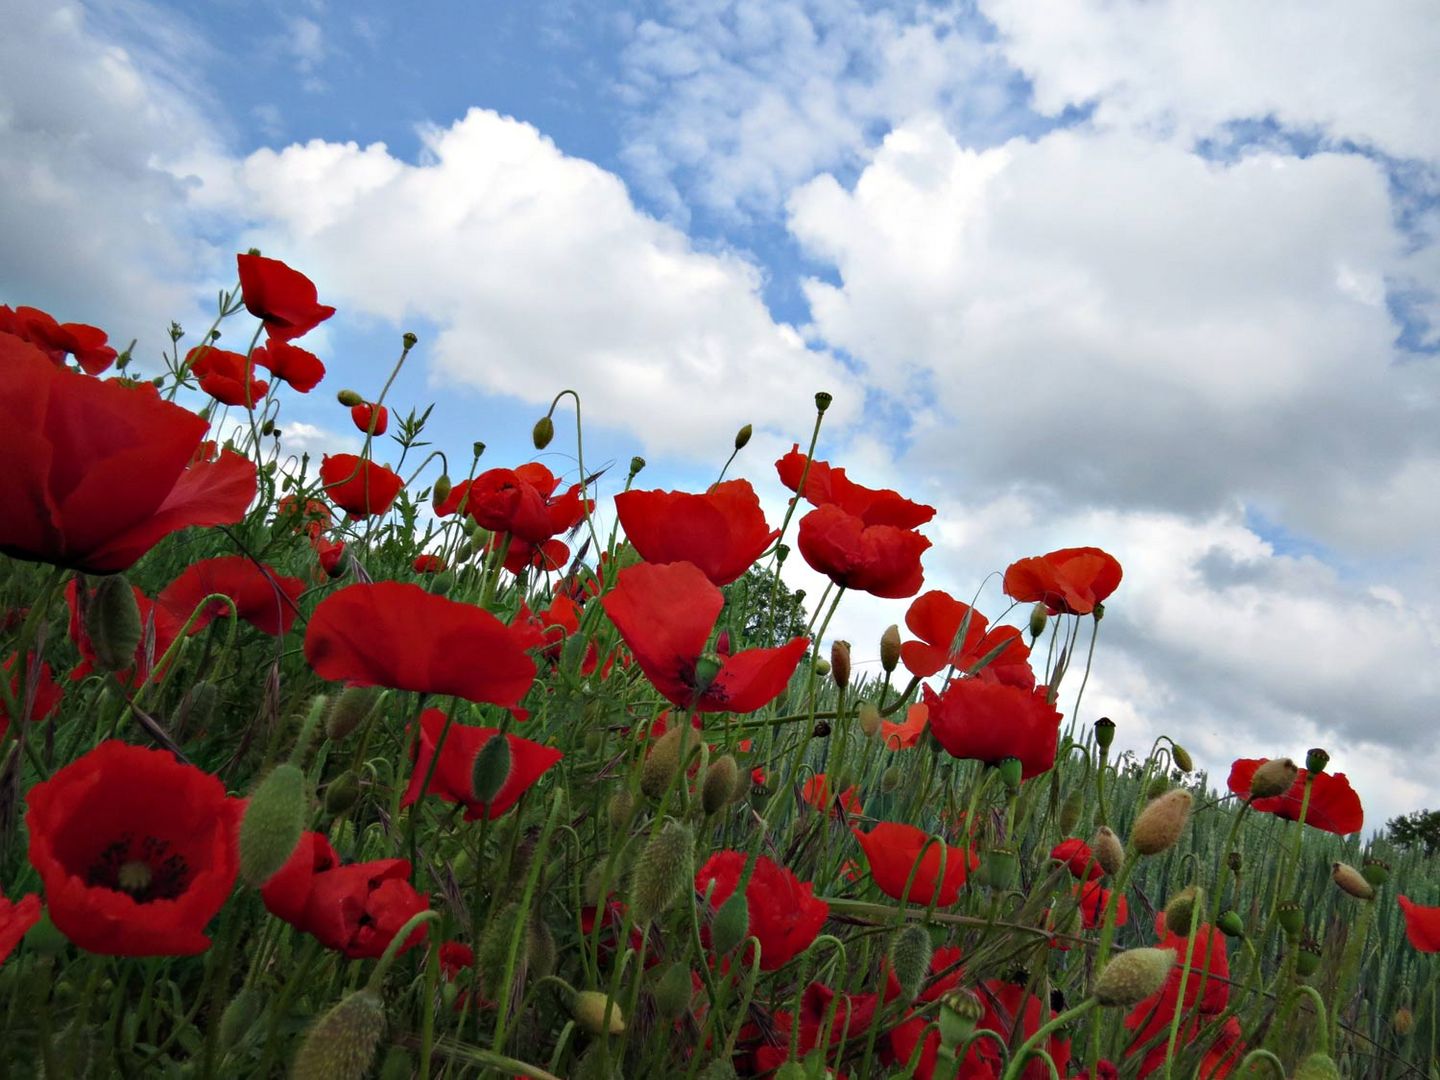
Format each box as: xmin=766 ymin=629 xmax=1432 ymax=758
xmin=239 ymin=763 xmax=307 ymax=887
xmin=629 ymin=455 xmax=646 ymax=479
xmin=608 ymin=789 xmax=636 ymax=832
xmin=1131 ymin=790 xmax=1192 ymax=856
xmin=702 ymin=756 xmax=740 ymax=816
xmin=86 ymin=574 xmax=141 ymax=671
xmin=711 ymin=890 xmax=750 ymax=955
xmin=218 ymin=985 xmax=265 ymax=1050
xmin=734 ymin=424 xmax=753 ymax=450
xmin=402 ymin=332 xmax=418 ymax=351
xmin=888 ymin=924 xmax=932 ymax=1003
xmin=1295 ymin=936 xmax=1322 ymax=977
xmin=1249 ymin=758 xmax=1299 ymax=799
xmin=1170 ymin=743 xmax=1194 ymax=773
xmin=290 ymin=989 xmax=385 ymax=1080
xmin=1362 ymin=858 xmax=1391 ymax=887
xmin=1093 ymin=717 xmax=1116 ymax=751
xmin=631 ymin=820 xmax=694 ymax=922
xmin=1277 ymin=900 xmax=1304 ymax=939
xmin=653 ymin=961 xmax=695 ymax=1022
xmin=470 ymin=733 xmax=512 ymax=805
xmin=641 ymin=726 xmax=686 ymax=799
xmin=1095 ymin=948 xmax=1174 ymax=1006
xmin=1217 ymin=910 xmax=1245 ymax=938
xmin=996 ymin=757 xmax=1023 ymax=795
xmin=1058 ymin=789 xmax=1083 ymax=835
xmin=326 ymin=686 xmax=380 ymax=741
xmin=325 ymin=770 xmax=362 ymax=815
xmin=937 ymin=988 xmax=984 ymax=1051
xmin=532 ymin=415 xmax=555 ymax=450
xmin=574 ymin=990 xmax=625 ymax=1035
xmin=1163 ymin=886 xmax=1199 ymax=936
xmin=1305 ymin=747 xmax=1330 ymax=775
xmin=814 ymin=391 xmax=833 ymax=413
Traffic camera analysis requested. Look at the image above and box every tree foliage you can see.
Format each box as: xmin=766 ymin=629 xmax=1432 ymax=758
xmin=1387 ymin=808 xmax=1440 ymax=855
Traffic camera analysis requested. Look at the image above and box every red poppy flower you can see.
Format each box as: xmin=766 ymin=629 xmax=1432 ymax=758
xmin=1225 ymin=759 xmax=1363 ymax=835
xmin=614 ymin=479 xmax=778 ymax=586
xmin=797 ymin=504 xmax=931 ymax=599
xmin=437 ymin=463 xmax=588 ymax=546
xmin=402 ymin=708 xmax=562 ymax=820
xmin=775 ymin=444 xmax=936 ymax=528
xmin=319 ymin=453 xmax=404 ymax=518
xmin=890 ymin=981 xmax=1069 ymax=1080
xmin=25 ymin=741 xmax=243 ymax=956
xmin=439 ymin=940 xmax=474 ymax=979
xmin=1051 ymin=838 xmax=1104 ymax=882
xmin=1074 ymin=880 xmax=1127 ymax=929
xmin=601 ymin=561 xmax=809 ymax=714
xmin=854 ymin=822 xmax=976 ymax=906
xmin=236 ymin=253 xmax=335 ymax=342
xmin=251 ymin=340 xmax=325 ymax=393
xmin=881 ymin=702 xmax=929 ymax=749
xmin=924 ymin=679 xmax=1063 ymax=779
xmin=64 ymin=579 xmax=180 ymax=688
xmin=306 ymin=583 xmax=537 ymax=708
xmin=1003 ymin=547 xmax=1122 ymax=616
xmin=1398 ymin=895 xmax=1440 ymax=952
xmin=754 ymin=981 xmax=880 ymax=1073
xmin=0 ymin=350 xmax=257 ymax=573
xmin=351 ymin=402 xmax=388 ymax=435
xmin=695 ymin=851 xmax=828 ymax=971
xmin=157 ymin=555 xmax=304 ymax=637
xmin=493 ymin=535 xmax=570 ymax=576
xmin=900 ymin=590 xmax=1034 ymax=688
xmin=312 ymin=533 xmax=346 ymax=577
xmin=1 ymin=652 xmax=63 ymax=738
xmin=1125 ymin=914 xmax=1231 ymax=1076
xmin=186 ymin=346 xmax=268 ymax=408
xmin=802 ymin=773 xmax=863 ymax=817
xmin=412 ymin=553 xmax=446 ymax=573
xmin=260 ymin=832 xmax=427 ymax=959
xmin=1 ymin=305 xmax=118 ymax=375
xmin=277 ymin=495 xmax=332 ymax=536
xmin=0 ymin=889 xmax=42 ymax=966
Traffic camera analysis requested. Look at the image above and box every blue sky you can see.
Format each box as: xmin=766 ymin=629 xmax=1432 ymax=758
xmin=4 ymin=0 xmax=1439 ymax=829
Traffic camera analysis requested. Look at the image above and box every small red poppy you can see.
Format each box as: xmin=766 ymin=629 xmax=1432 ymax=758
xmin=1 ymin=652 xmax=63 ymax=738
xmin=614 ymin=479 xmax=778 ymax=586
xmin=601 ymin=561 xmax=809 ymax=714
xmin=1398 ymin=895 xmax=1440 ymax=952
xmin=438 ymin=463 xmax=588 ymax=546
xmin=493 ymin=535 xmax=570 ymax=576
xmin=1 ymin=305 xmax=118 ymax=375
xmin=25 ymin=741 xmax=243 ymax=956
xmin=900 ymin=590 xmax=1034 ymax=687
xmin=402 ymin=708 xmax=562 ymax=820
xmin=0 ymin=889 xmax=42 ymax=967
xmin=312 ymin=533 xmax=346 ymax=577
xmin=924 ymin=678 xmax=1063 ymax=779
xmin=775 ymin=444 xmax=936 ymax=528
xmin=412 ymin=553 xmax=446 ymax=573
xmin=695 ymin=851 xmax=828 ymax=971
xmin=319 ymin=453 xmax=404 ymax=518
xmin=754 ymin=980 xmax=879 ymax=1073
xmin=797 ymin=503 xmax=931 ymax=599
xmin=64 ymin=579 xmax=180 ymax=688
xmin=1050 ymin=838 xmax=1104 ymax=881
xmin=186 ymin=346 xmax=268 ymax=408
xmin=1003 ymin=547 xmax=1123 ymax=616
xmin=881 ymin=702 xmax=930 ymax=749
xmin=251 ymin=340 xmax=325 ymax=392
xmin=439 ymin=940 xmax=474 ymax=979
xmin=157 ymin=555 xmax=304 ymax=637
xmin=854 ymin=822 xmax=976 ymax=906
xmin=236 ymin=253 xmax=336 ymax=342
xmin=802 ymin=773 xmax=863 ymax=817
xmin=1225 ymin=759 xmax=1363 ymax=835
xmin=277 ymin=495 xmax=332 ymax=536
xmin=351 ymin=402 xmax=388 ymax=435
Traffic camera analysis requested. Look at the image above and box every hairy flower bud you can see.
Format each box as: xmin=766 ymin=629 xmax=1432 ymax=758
xmin=1131 ymin=790 xmax=1192 ymax=856
xmin=336 ymin=389 xmax=364 ymax=407
xmin=325 ymin=770 xmax=362 ymax=815
xmin=1058 ymin=789 xmax=1083 ymax=835
xmin=573 ymin=990 xmax=626 ymax=1035
xmin=291 ymin=989 xmax=386 ymax=1080
xmin=881 ymin=765 xmax=902 ymax=793
xmin=1096 ymin=949 xmax=1174 ymax=1006
xmin=1028 ymin=602 xmax=1048 ymax=640
xmin=734 ymin=424 xmax=753 ymax=450
xmin=642 ymin=726 xmax=686 ymax=799
xmin=879 ymin=624 xmax=901 ymax=673
xmin=1394 ymin=1005 xmax=1416 ymax=1036
xmin=1170 ymin=743 xmax=1194 ymax=773
xmin=1249 ymin=758 xmax=1299 ymax=799
xmin=326 ymin=686 xmax=381 ymax=741
xmin=1164 ymin=886 xmax=1199 ymax=936
xmin=1332 ymin=862 xmax=1374 ymax=900
xmin=712 ymin=890 xmax=750 ymax=955
xmin=830 ymin=640 xmax=851 ymax=689
xmin=631 ymin=820 xmax=693 ymax=922
xmin=532 ymin=415 xmax=555 ymax=450
xmin=702 ymin=756 xmax=739 ymax=816
xmin=1146 ymin=777 xmax=1169 ymax=801
xmin=1091 ymin=826 xmax=1124 ymax=876
xmin=888 ymin=924 xmax=933 ymax=1002
xmin=857 ymin=702 xmax=882 ymax=738
xmin=218 ymin=985 xmax=265 ymax=1050
xmin=653 ymin=961 xmax=695 ymax=1022
xmin=431 ymin=474 xmax=452 ymax=511
xmin=470 ymin=733 xmax=512 ymax=806
xmin=239 ymin=762 xmax=306 ymax=887
xmin=86 ymin=574 xmax=141 ymax=672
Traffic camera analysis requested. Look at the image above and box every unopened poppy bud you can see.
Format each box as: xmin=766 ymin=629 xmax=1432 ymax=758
xmin=631 ymin=819 xmax=693 ymax=922
xmin=1362 ymin=858 xmax=1390 ymax=887
xmin=734 ymin=423 xmax=752 ymax=450
xmin=702 ymin=756 xmax=739 ymax=815
xmin=1171 ymin=743 xmax=1193 ymax=773
xmin=261 ymin=418 xmax=276 ymax=436
xmin=1250 ymin=757 xmax=1299 ymax=799
xmin=336 ymin=389 xmax=364 ymax=407
xmin=628 ymin=455 xmax=646 ymax=478
xmin=814 ymin=658 xmax=830 ymax=677
xmin=86 ymin=574 xmax=141 ymax=672
xmin=1277 ymin=900 xmax=1304 ymax=939
xmin=814 ymin=391 xmax=832 ymax=413
xmin=532 ymin=415 xmax=555 ymax=450
xmin=325 ymin=770 xmax=362 ymax=815
xmin=1293 ymin=1053 xmax=1340 ymax=1080
xmin=997 ymin=757 xmax=1023 ymax=794
xmin=881 ymin=764 xmax=902 ymax=793
xmin=1146 ymin=776 xmax=1169 ymax=801
xmin=1217 ymin=910 xmax=1245 ymax=938
xmin=1059 ymin=790 xmax=1083 ymax=835
xmin=1295 ymin=936 xmax=1322 ymax=977
xmin=1332 ymin=862 xmax=1374 ymax=900
xmin=573 ymin=990 xmax=626 ymax=1036
xmin=880 ymin=625 xmax=901 ymax=673
xmin=1096 ymin=949 xmax=1174 ymax=1006
xmin=1091 ymin=826 xmax=1124 ymax=876
xmin=642 ymin=726 xmax=685 ymax=799
xmin=291 ymin=988 xmax=386 ymax=1080
xmin=830 ymin=640 xmax=851 ymax=688
xmin=982 ymin=847 xmax=1018 ymax=890
xmin=937 ymin=988 xmax=984 ymax=1050
xmin=1093 ymin=717 xmax=1115 ymax=751
xmin=858 ymin=703 xmax=882 ymax=737
xmin=326 ymin=686 xmax=380 ymax=741
xmin=1394 ymin=1005 xmax=1416 ymax=1036
xmin=239 ymin=762 xmax=306 ymax=887
xmin=653 ymin=961 xmax=695 ymax=1021
xmin=888 ymin=924 xmax=932 ymax=1002
xmin=1131 ymin=789 xmax=1192 ymax=856
xmin=1028 ymin=602 xmax=1048 ymax=640
xmin=1164 ymin=886 xmax=1199 ymax=936
xmin=467 ymin=733 xmax=511 ymax=806
xmin=693 ymin=653 xmax=723 ymax=695
xmin=607 ymin=789 xmax=635 ymax=831
xmin=714 ymin=630 xmax=731 ymax=655
xmin=811 ymin=719 xmax=831 ymax=738
xmin=1306 ymin=747 xmax=1330 ymax=774
xmin=218 ymin=985 xmax=264 ymax=1049
xmin=712 ymin=890 xmax=750 ymax=954
xmin=431 ymin=474 xmax=452 ymax=511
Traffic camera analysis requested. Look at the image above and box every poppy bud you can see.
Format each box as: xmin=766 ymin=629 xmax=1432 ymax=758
xmin=1095 ymin=949 xmax=1174 ymax=1006
xmin=1131 ymin=790 xmax=1192 ymax=856
xmin=1306 ymin=747 xmax=1330 ymax=774
xmin=1090 ymin=826 xmax=1124 ymax=876
xmin=1058 ymin=790 xmax=1083 ymax=835
xmin=1025 ymin=604 xmax=1047 ymax=642
xmin=1295 ymin=936 xmax=1322 ymax=977
xmin=888 ymin=924 xmax=932 ymax=1002
xmin=881 ymin=764 xmax=902 ymax=793
xmin=858 ymin=703 xmax=882 ymax=737
xmin=532 ymin=415 xmax=555 ymax=450
xmin=1163 ymin=886 xmax=1199 ymax=936
xmin=1249 ymin=757 xmax=1299 ymax=799
xmin=653 ymin=961 xmax=695 ymax=1021
xmin=982 ymin=847 xmax=1018 ymax=890
xmin=1331 ymin=862 xmax=1374 ymax=900
xmin=814 ymin=658 xmax=830 ymax=677
xmin=693 ymin=653 xmax=723 ymax=695
xmin=261 ymin=418 xmax=276 ymax=436
xmin=830 ymin=640 xmax=851 ymax=689
xmin=696 ymin=1062 xmax=739 ymax=1080
xmin=880 ymin=625 xmax=901 ymax=673
xmin=773 ymin=1064 xmax=808 ymax=1080
xmin=325 ymin=770 xmax=362 ymax=815
xmin=239 ymin=762 xmax=307 ymax=887
xmin=711 ymin=890 xmax=750 ymax=955
xmin=86 ymin=574 xmax=141 ymax=672
xmin=402 ymin=332 xmax=418 ymax=350
xmin=1146 ymin=777 xmax=1169 ymax=801
xmin=291 ymin=988 xmax=386 ymax=1080
xmin=572 ymin=990 xmax=626 ymax=1036
xmin=326 ymin=686 xmax=380 ymax=741
xmin=1394 ymin=1005 xmax=1416 ymax=1036
xmin=432 ymin=474 xmax=452 ymax=511
xmin=1171 ymin=744 xmax=1193 ymax=773
xmin=642 ymin=726 xmax=685 ymax=799
xmin=1362 ymin=858 xmax=1390 ymax=887
xmin=814 ymin=391 xmax=833 ymax=413
xmin=1293 ymin=1053 xmax=1340 ymax=1080
xmin=1277 ymin=900 xmax=1304 ymax=939
xmin=1093 ymin=717 xmax=1115 ymax=752
xmin=714 ymin=630 xmax=731 ymax=655
xmin=470 ymin=733 xmax=512 ymax=806
xmin=1217 ymin=910 xmax=1245 ymax=938
xmin=937 ymin=988 xmax=984 ymax=1050
xmin=336 ymin=389 xmax=364 ymax=407
xmin=608 ymin=789 xmax=636 ymax=832
xmin=734 ymin=424 xmax=752 ymax=450
xmin=629 ymin=455 xmax=646 ymax=478
xmin=811 ymin=720 xmax=831 ymax=738
xmin=218 ymin=985 xmax=264 ymax=1049
xmin=702 ymin=756 xmax=739 ymax=816
xmin=631 ymin=819 xmax=693 ymax=922
xmin=997 ymin=756 xmax=1023 ymax=794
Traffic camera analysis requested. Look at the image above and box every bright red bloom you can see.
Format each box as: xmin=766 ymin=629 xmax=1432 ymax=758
xmin=25 ymin=741 xmax=242 ymax=956
xmin=601 ymin=561 xmax=809 ymax=714
xmin=0 ymin=349 xmax=257 ymax=573
xmin=754 ymin=981 xmax=880 ymax=1074
xmin=900 ymin=590 xmax=1034 ymax=688
xmin=319 ymin=453 xmax=404 ymax=518
xmin=493 ymin=534 xmax=569 ymax=576
xmin=1 ymin=652 xmax=63 ymax=738
xmin=260 ymin=832 xmax=427 ymax=959
xmin=65 ymin=579 xmax=180 ymax=687
xmin=438 ymin=463 xmax=588 ymax=546
xmin=1074 ymin=880 xmax=1127 ymax=929
xmin=1003 ymin=547 xmax=1122 ymax=616
xmin=251 ymin=340 xmax=325 ymax=392
xmin=1 ymin=305 xmax=118 ymax=375
xmin=351 ymin=402 xmax=388 ymax=435
xmin=236 ymin=253 xmax=335 ymax=342
xmin=439 ymin=941 xmax=474 ymax=979
xmin=157 ymin=555 xmax=304 ymax=637
xmin=1125 ymin=914 xmax=1232 ymax=1076
xmin=880 ymin=702 xmax=929 ymax=749
xmin=695 ymin=851 xmax=828 ymax=971
xmin=1051 ymin=838 xmax=1104 ymax=881
xmin=306 ymin=583 xmax=537 ymax=708
xmin=1398 ymin=895 xmax=1440 ymax=952
xmin=187 ymin=346 xmax=268 ymax=408
xmin=802 ymin=773 xmax=863 ymax=817
xmin=776 ymin=444 xmax=936 ymax=528
xmin=402 ymin=708 xmax=562 ymax=820
xmin=412 ymin=553 xmax=446 ymax=573
xmin=1225 ymin=759 xmax=1363 ymax=835
xmin=797 ymin=504 xmax=931 ymax=599
xmin=312 ymin=533 xmax=346 ymax=577
xmin=0 ymin=889 xmax=42 ymax=967
xmin=614 ymin=479 xmax=778 ymax=586
xmin=854 ymin=822 xmax=976 ymax=906
xmin=924 ymin=679 xmax=1063 ymax=779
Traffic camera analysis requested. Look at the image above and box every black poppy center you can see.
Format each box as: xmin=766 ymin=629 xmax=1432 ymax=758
xmin=86 ymin=832 xmax=192 ymax=903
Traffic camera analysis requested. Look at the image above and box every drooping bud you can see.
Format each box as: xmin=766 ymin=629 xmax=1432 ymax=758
xmin=336 ymin=389 xmax=364 ymax=407
xmin=712 ymin=890 xmax=750 ymax=955
xmin=1091 ymin=826 xmax=1124 ymax=876
xmin=997 ymin=757 xmax=1023 ymax=795
xmin=1095 ymin=949 xmax=1174 ymax=1006
xmin=734 ymin=424 xmax=753 ymax=450
xmin=1277 ymin=900 xmax=1304 ymax=939
xmin=1331 ymin=862 xmax=1373 ymax=900
xmin=702 ymin=756 xmax=739 ymax=816
xmin=431 ymin=474 xmax=452 ymax=512
xmin=1093 ymin=717 xmax=1116 ymax=752
xmin=830 ymin=640 xmax=851 ymax=689
xmin=641 ymin=726 xmax=686 ymax=799
xmin=86 ymin=575 xmax=141 ymax=672
xmin=1305 ymin=747 xmax=1330 ymax=774
xmin=573 ymin=990 xmax=626 ymax=1036
xmin=1058 ymin=789 xmax=1083 ymax=834
xmin=814 ymin=658 xmax=830 ymax=677
xmin=1217 ymin=911 xmax=1245 ymax=938
xmin=1362 ymin=858 xmax=1391 ymax=887
xmin=532 ymin=415 xmax=555 ymax=450
xmin=881 ymin=765 xmax=902 ymax=793
xmin=1170 ymin=744 xmax=1194 ymax=773
xmin=290 ymin=989 xmax=386 ymax=1080
xmin=239 ymin=762 xmax=307 ymax=887
xmin=814 ymin=391 xmax=833 ymax=413
xmin=1249 ymin=758 xmax=1299 ymax=799
xmin=653 ymin=961 xmax=695 ymax=1022
xmin=325 ymin=770 xmax=362 ymax=815
xmin=1131 ymin=790 xmax=1192 ymax=856
xmin=470 ymin=733 xmax=512 ymax=806
xmin=1028 ymin=602 xmax=1048 ymax=640
xmin=888 ymin=924 xmax=932 ymax=1002
xmin=858 ymin=703 xmax=882 ymax=738
xmin=880 ymin=625 xmax=901 ymax=673
xmin=631 ymin=819 xmax=694 ymax=922
xmin=1163 ymin=886 xmax=1199 ymax=936
xmin=325 ymin=686 xmax=381 ymax=741
xmin=937 ymin=989 xmax=984 ymax=1050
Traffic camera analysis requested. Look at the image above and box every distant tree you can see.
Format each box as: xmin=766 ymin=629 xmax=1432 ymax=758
xmin=722 ymin=566 xmax=809 ymax=648
xmin=1387 ymin=809 xmax=1440 ymax=856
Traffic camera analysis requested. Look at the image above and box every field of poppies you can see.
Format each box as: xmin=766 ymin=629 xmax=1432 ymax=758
xmin=1 ymin=253 xmax=1438 ymax=1079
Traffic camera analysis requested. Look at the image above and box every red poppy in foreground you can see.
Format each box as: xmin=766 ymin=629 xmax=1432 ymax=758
xmin=614 ymin=479 xmax=778 ymax=586
xmin=696 ymin=851 xmax=827 ymax=971
xmin=261 ymin=832 xmax=428 ymax=959
xmin=251 ymin=340 xmax=325 ymax=392
xmin=1225 ymin=759 xmax=1363 ymax=835
xmin=319 ymin=453 xmax=404 ymax=518
xmin=602 ymin=561 xmax=809 ymax=714
xmin=924 ymin=678 xmax=1063 ymax=779
xmin=306 ymin=583 xmax=537 ymax=708
xmin=186 ymin=346 xmax=268 ymax=408
xmin=1051 ymin=838 xmax=1104 ymax=882
xmin=900 ymin=589 xmax=1033 ymax=688
xmin=26 ymin=741 xmax=243 ymax=956
xmin=158 ymin=555 xmax=304 ymax=637
xmin=402 ymin=708 xmax=562 ymax=820
xmin=351 ymin=402 xmax=388 ymax=435
xmin=0 ymin=889 xmax=41 ymax=967
xmin=854 ymin=822 xmax=976 ymax=906
xmin=797 ymin=504 xmax=931 ymax=599
xmin=0 ymin=349 xmax=257 ymax=573
xmin=1004 ymin=546 xmax=1123 ymax=616
xmin=65 ymin=580 xmax=180 ymax=687
xmin=1 ymin=653 xmax=63 ymax=738
xmin=236 ymin=253 xmax=335 ymax=341
xmin=1 ymin=304 xmax=118 ymax=375
xmin=437 ymin=463 xmax=587 ymax=545
xmin=1398 ymin=895 xmax=1440 ymax=952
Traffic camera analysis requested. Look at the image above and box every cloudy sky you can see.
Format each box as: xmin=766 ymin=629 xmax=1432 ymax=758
xmin=5 ymin=0 xmax=1438 ymax=831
